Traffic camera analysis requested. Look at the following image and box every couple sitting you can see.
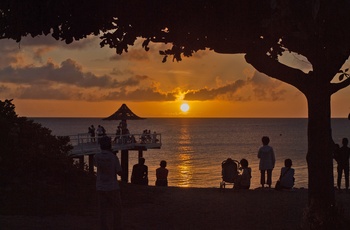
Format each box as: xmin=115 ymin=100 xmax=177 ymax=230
xmin=222 ymin=158 xmax=251 ymax=190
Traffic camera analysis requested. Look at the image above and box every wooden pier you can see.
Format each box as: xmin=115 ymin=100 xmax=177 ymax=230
xmin=68 ymin=132 xmax=162 ymax=181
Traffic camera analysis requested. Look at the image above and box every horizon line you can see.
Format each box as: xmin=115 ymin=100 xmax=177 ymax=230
xmin=28 ymin=116 xmax=349 ymax=119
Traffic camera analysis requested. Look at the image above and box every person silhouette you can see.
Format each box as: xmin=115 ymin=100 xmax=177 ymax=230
xmin=88 ymin=125 xmax=95 ymax=142
xmin=258 ymin=136 xmax=276 ymax=188
xmin=94 ymin=136 xmax=122 ymax=230
xmin=131 ymin=157 xmax=149 ymax=185
xmin=235 ymin=158 xmax=252 ymax=190
xmin=334 ymin=138 xmax=350 ymax=191
xmin=278 ymin=159 xmax=295 ymax=190
xmin=156 ymin=160 xmax=169 ymax=186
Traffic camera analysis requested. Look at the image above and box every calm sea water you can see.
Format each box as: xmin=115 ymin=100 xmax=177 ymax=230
xmin=32 ymin=118 xmax=350 ymax=189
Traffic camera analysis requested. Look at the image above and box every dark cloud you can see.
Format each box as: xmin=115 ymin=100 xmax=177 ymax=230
xmin=0 ymin=40 xmax=21 ymax=68
xmin=0 ymin=56 xmax=172 ymax=101
xmin=0 ymin=55 xmax=17 ymax=68
xmin=33 ymin=47 xmax=54 ymax=63
xmin=249 ymin=71 xmax=287 ymax=101
xmin=184 ymin=71 xmax=287 ymax=102
xmin=110 ymin=68 xmax=134 ymax=76
xmin=100 ymin=88 xmax=176 ymax=101
xmin=184 ymin=79 xmax=245 ymax=100
xmin=0 ymin=59 xmax=145 ymax=89
xmin=109 ymin=48 xmax=150 ymax=61
xmin=0 ymin=84 xmax=11 ymax=95
xmin=16 ymin=85 xmax=73 ymax=100
xmin=0 ymin=36 xmax=98 ymax=67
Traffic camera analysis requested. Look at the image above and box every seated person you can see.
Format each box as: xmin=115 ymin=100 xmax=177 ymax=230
xmin=130 ymin=135 xmax=136 ymax=143
xmin=279 ymin=159 xmax=295 ymax=189
xmin=152 ymin=131 xmax=159 ymax=143
xmin=235 ymin=158 xmax=252 ymax=189
xmin=156 ymin=160 xmax=169 ymax=186
xmin=140 ymin=129 xmax=148 ymax=143
xmin=131 ymin=157 xmax=148 ymax=185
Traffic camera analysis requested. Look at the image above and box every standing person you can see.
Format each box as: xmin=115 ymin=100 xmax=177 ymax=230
xmin=94 ymin=136 xmax=123 ymax=230
xmin=258 ymin=136 xmax=276 ymax=188
xmin=334 ymin=138 xmax=350 ymax=191
xmin=131 ymin=157 xmax=148 ymax=185
xmin=89 ymin=125 xmax=96 ymax=143
xmin=114 ymin=126 xmax=121 ymax=143
xmin=278 ymin=159 xmax=295 ymax=190
xmin=156 ymin=160 xmax=169 ymax=186
xmin=96 ymin=125 xmax=104 ymax=144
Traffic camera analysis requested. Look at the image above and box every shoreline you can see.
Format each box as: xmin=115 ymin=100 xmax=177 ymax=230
xmin=2 ymin=185 xmax=349 ymax=230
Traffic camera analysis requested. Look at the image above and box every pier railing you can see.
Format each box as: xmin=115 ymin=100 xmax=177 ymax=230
xmin=68 ymin=132 xmax=162 ymax=156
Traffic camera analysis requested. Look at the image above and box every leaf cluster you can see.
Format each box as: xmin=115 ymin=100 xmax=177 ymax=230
xmin=0 ymin=0 xmax=117 ymax=43
xmin=338 ymin=68 xmax=349 ymax=81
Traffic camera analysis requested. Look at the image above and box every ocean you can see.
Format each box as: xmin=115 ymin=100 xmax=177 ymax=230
xmin=32 ymin=118 xmax=350 ymax=189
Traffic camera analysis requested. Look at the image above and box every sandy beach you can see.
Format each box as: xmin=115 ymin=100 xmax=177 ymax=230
xmin=1 ymin=184 xmax=350 ymax=230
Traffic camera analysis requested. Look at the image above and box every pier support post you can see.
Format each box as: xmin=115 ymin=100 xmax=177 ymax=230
xmin=121 ymin=150 xmax=129 ymax=182
xmin=79 ymin=155 xmax=84 ymax=169
xmin=88 ymin=154 xmax=94 ymax=174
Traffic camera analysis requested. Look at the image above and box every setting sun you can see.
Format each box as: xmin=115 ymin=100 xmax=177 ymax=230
xmin=180 ymin=103 xmax=190 ymax=112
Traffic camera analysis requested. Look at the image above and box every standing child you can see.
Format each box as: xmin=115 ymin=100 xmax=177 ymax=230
xmin=257 ymin=136 xmax=276 ymax=188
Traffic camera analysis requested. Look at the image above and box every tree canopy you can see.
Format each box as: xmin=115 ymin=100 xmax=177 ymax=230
xmin=0 ymin=99 xmax=95 ymax=214
xmin=2 ymin=1 xmax=350 ymax=76
xmin=2 ymin=1 xmax=350 ymax=93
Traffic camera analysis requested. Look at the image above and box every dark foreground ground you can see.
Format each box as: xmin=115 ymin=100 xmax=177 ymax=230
xmin=1 ymin=185 xmax=350 ymax=230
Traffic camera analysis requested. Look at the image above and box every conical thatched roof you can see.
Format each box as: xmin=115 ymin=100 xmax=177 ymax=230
xmin=103 ymin=104 xmax=145 ymax=120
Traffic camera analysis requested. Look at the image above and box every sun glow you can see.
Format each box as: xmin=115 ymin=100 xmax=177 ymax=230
xmin=180 ymin=103 xmax=190 ymax=112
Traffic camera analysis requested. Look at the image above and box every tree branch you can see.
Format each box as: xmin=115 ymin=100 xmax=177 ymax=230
xmin=330 ymin=77 xmax=350 ymax=95
xmin=245 ymin=51 xmax=309 ymax=93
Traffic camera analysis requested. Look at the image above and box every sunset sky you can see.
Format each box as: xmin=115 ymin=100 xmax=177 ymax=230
xmin=0 ymin=35 xmax=349 ymax=118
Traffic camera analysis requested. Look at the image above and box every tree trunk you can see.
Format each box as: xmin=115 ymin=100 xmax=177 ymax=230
xmin=305 ymin=87 xmax=336 ymax=229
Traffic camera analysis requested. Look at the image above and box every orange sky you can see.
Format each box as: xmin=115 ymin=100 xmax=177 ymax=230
xmin=0 ymin=36 xmax=349 ymax=118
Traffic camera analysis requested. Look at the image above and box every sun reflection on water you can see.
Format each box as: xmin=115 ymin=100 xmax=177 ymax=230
xmin=176 ymin=126 xmax=194 ymax=187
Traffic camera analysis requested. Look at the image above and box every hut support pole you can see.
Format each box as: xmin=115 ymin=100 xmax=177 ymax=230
xmin=121 ymin=150 xmax=129 ymax=182
xmin=138 ymin=149 xmax=143 ymax=158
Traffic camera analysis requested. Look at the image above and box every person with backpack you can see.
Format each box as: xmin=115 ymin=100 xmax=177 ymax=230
xmin=277 ymin=159 xmax=295 ymax=190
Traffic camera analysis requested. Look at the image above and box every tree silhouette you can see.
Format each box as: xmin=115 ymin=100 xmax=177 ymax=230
xmin=2 ymin=0 xmax=350 ymax=228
